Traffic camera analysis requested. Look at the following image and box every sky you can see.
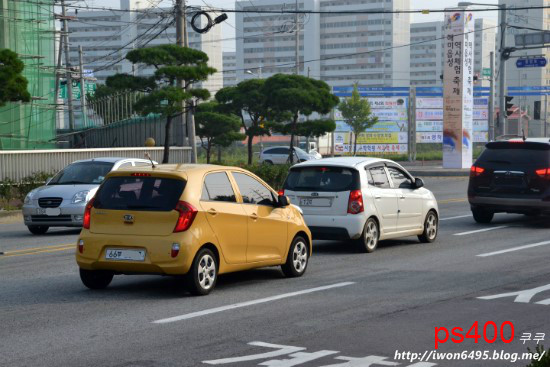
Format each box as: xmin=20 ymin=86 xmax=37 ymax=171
xmin=91 ymin=0 xmax=501 ymax=52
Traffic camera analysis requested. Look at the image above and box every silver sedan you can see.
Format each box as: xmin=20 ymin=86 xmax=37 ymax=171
xmin=22 ymin=157 xmax=153 ymax=234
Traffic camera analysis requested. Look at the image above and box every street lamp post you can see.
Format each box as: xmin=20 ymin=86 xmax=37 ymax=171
xmin=458 ymin=2 xmax=507 ymax=137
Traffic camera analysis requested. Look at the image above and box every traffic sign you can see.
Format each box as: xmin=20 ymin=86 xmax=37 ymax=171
xmin=516 ymin=57 xmax=547 ymax=68
xmin=482 ymin=68 xmax=492 ymax=77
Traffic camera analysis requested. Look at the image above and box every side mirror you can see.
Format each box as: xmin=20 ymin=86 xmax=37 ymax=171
xmin=277 ymin=194 xmax=290 ymax=207
xmin=45 ymin=177 xmax=53 ymax=185
xmin=414 ymin=178 xmax=424 ymax=189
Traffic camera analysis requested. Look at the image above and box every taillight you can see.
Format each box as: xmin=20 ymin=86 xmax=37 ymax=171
xmin=536 ymin=168 xmax=550 ymax=179
xmin=470 ymin=165 xmax=485 ymax=177
xmin=174 ymin=201 xmax=197 ymax=232
xmin=83 ymin=198 xmax=94 ymax=229
xmin=278 ymin=189 xmax=285 ymax=196
xmin=347 ymin=190 xmax=364 ymax=214
xmin=171 ymin=243 xmax=180 ymax=258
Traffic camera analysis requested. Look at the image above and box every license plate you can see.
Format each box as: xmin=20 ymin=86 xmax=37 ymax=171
xmin=36 ymin=208 xmax=61 ymax=216
xmin=299 ymin=198 xmax=331 ymax=207
xmin=105 ymin=249 xmax=146 ymax=261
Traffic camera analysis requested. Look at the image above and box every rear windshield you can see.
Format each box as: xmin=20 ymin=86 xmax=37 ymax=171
xmin=284 ymin=166 xmax=359 ymax=192
xmin=49 ymin=161 xmax=113 ymax=185
xmin=94 ymin=177 xmax=185 ymax=211
xmin=478 ymin=142 xmax=550 ymax=165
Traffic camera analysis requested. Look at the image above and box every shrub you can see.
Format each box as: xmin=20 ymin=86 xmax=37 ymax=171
xmin=0 ymin=177 xmax=16 ymax=210
xmin=236 ymin=163 xmax=291 ymax=190
xmin=16 ymin=171 xmax=52 ymax=201
xmin=526 ymin=345 xmax=550 ymax=367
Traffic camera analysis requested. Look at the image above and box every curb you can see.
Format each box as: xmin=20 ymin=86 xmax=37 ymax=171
xmin=407 ymin=170 xmax=470 ymax=177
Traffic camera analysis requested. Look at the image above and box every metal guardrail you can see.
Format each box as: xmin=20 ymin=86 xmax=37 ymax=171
xmin=0 ymin=147 xmax=192 ymax=181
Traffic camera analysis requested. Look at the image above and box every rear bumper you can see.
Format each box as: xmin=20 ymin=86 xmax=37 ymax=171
xmin=304 ymin=214 xmax=365 ymax=240
xmin=469 ymin=196 xmax=550 ymax=213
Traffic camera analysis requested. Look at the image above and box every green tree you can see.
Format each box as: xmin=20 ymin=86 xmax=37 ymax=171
xmin=263 ymin=74 xmax=339 ymax=163
xmin=195 ymin=102 xmax=244 ymax=163
xmin=0 ymin=49 xmax=31 ymax=107
xmin=215 ymin=79 xmax=270 ymax=165
xmin=103 ymin=45 xmax=216 ymax=163
xmin=338 ymin=84 xmax=379 ymax=156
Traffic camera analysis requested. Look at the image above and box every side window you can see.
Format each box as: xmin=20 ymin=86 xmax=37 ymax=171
xmin=134 ymin=161 xmax=152 ymax=167
xmin=367 ymin=166 xmax=391 ymax=188
xmin=201 ymin=172 xmax=237 ymax=202
xmin=387 ymin=167 xmax=413 ymax=189
xmin=232 ymin=172 xmax=275 ymax=206
xmin=118 ymin=162 xmax=133 ymax=168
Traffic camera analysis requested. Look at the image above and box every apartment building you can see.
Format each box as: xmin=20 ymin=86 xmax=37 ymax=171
xmin=235 ymin=0 xmax=411 ymax=88
xmin=223 ymin=51 xmax=237 ymax=87
xmin=68 ymin=0 xmax=223 ymax=96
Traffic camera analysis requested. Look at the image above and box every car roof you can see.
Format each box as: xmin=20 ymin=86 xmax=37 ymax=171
xmin=292 ymin=156 xmax=393 ymax=168
xmin=72 ymin=157 xmax=150 ymax=164
xmin=110 ymin=163 xmax=251 ymax=176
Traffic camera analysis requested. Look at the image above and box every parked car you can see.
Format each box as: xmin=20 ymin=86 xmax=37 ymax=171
xmin=22 ymin=157 xmax=154 ymax=234
xmin=259 ymin=146 xmax=321 ymax=164
xmin=280 ymin=157 xmax=439 ymax=252
xmin=76 ymin=164 xmax=311 ymax=295
xmin=468 ymin=138 xmax=550 ymax=223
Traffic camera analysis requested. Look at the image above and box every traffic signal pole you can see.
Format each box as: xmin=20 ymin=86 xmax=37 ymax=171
xmin=498 ymin=4 xmax=507 ymax=135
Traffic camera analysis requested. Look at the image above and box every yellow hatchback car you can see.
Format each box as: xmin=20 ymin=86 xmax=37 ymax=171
xmin=75 ymin=164 xmax=312 ymax=295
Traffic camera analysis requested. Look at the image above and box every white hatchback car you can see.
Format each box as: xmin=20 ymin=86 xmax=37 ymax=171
xmin=281 ymin=157 xmax=439 ymax=252
xmin=260 ymin=146 xmax=320 ymax=165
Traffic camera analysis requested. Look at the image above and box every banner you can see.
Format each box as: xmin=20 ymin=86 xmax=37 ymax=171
xmin=335 ymin=121 xmax=408 ymax=133
xmin=417 ymin=121 xmax=443 ymax=132
xmin=334 ymin=110 xmax=407 ymax=121
xmin=417 ymin=132 xmax=444 ymax=143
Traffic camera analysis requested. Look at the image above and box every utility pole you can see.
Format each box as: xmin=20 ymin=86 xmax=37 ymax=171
xmin=176 ymin=0 xmax=196 ymax=163
xmin=488 ymin=51 xmax=495 ymax=141
xmin=61 ymin=0 xmax=75 ymax=132
xmin=78 ymin=46 xmax=87 ymax=128
xmin=498 ymin=4 xmax=507 ymax=136
xmin=295 ymin=0 xmax=299 ymax=75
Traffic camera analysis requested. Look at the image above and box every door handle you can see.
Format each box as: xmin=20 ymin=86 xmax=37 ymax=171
xmin=250 ymin=213 xmax=258 ymax=220
xmin=400 ymin=195 xmax=405 ymax=199
xmin=375 ymin=196 xmax=381 ymax=200
xmin=207 ymin=208 xmax=217 ymax=216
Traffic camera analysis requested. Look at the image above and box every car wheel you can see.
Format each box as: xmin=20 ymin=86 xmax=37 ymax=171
xmin=187 ymin=248 xmax=217 ymax=296
xmin=358 ymin=218 xmax=379 ymax=253
xmin=418 ymin=210 xmax=438 ymax=243
xmin=27 ymin=225 xmax=49 ymax=235
xmin=263 ymin=160 xmax=273 ymax=165
xmin=79 ymin=268 xmax=114 ymax=290
xmin=472 ymin=207 xmax=494 ymax=223
xmin=281 ymin=236 xmax=309 ymax=277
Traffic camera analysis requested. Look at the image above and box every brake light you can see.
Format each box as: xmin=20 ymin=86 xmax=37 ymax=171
xmin=508 ymin=140 xmax=525 ymax=143
xmin=131 ymin=173 xmax=151 ymax=177
xmin=174 ymin=201 xmax=197 ymax=232
xmin=536 ymin=168 xmax=550 ymax=179
xmin=347 ymin=190 xmax=364 ymax=214
xmin=470 ymin=165 xmax=485 ymax=177
xmin=278 ymin=189 xmax=285 ymax=196
xmin=83 ymin=198 xmax=94 ymax=229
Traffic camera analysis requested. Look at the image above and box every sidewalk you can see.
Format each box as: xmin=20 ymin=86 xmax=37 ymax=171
xmin=0 ymin=210 xmax=22 ymax=224
xmin=400 ymin=161 xmax=470 ymax=177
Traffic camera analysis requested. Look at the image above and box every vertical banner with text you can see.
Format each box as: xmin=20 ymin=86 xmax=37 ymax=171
xmin=443 ymin=9 xmax=474 ymax=169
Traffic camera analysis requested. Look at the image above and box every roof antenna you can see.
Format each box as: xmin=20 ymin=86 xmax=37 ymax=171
xmin=145 ymin=152 xmax=156 ymax=168
xmin=522 ymin=129 xmax=526 ymax=142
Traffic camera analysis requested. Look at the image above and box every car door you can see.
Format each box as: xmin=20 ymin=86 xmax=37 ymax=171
xmin=231 ymin=171 xmax=288 ymax=263
xmin=387 ymin=166 xmax=424 ymax=232
xmin=199 ymin=172 xmax=248 ymax=264
xmin=366 ymin=166 xmax=398 ymax=234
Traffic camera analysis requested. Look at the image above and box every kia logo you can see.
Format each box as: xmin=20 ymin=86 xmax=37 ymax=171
xmin=123 ymin=214 xmax=134 ymax=223
xmin=311 ymin=192 xmax=319 ymax=197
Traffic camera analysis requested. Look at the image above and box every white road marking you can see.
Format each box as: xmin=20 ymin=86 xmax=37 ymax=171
xmin=477 ymin=240 xmax=550 ymax=257
xmin=440 ymin=214 xmax=471 ymax=221
xmin=453 ymin=226 xmax=508 ymax=236
xmin=477 ymin=284 xmax=550 ymax=305
xmin=153 ymin=282 xmax=355 ymax=324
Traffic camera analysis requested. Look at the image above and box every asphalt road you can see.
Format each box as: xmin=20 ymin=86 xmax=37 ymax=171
xmin=1 ymin=177 xmax=549 ymax=367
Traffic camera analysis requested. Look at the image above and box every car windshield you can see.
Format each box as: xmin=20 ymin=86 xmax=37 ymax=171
xmin=293 ymin=147 xmax=308 ymax=155
xmin=94 ymin=177 xmax=185 ymax=211
xmin=284 ymin=166 xmax=360 ymax=192
xmin=48 ymin=162 xmax=114 ymax=185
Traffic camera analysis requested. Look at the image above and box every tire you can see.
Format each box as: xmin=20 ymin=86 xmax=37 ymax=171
xmin=418 ymin=210 xmax=438 ymax=243
xmin=27 ymin=225 xmax=49 ymax=235
xmin=281 ymin=236 xmax=309 ymax=277
xmin=79 ymin=268 xmax=114 ymax=290
xmin=187 ymin=248 xmax=218 ymax=296
xmin=472 ymin=207 xmax=494 ymax=223
xmin=263 ymin=160 xmax=273 ymax=165
xmin=357 ymin=218 xmax=379 ymax=253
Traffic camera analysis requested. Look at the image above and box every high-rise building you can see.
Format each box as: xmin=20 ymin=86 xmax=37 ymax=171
xmin=235 ymin=0 xmax=411 ymax=88
xmin=223 ymin=51 xmax=237 ymax=87
xmin=0 ymin=0 xmax=56 ymax=149
xmin=68 ymin=0 xmax=223 ymax=97
xmin=410 ymin=18 xmax=496 ymax=87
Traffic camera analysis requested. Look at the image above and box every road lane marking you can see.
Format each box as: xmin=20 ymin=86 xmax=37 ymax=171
xmin=1 ymin=243 xmax=73 ymax=255
xmin=477 ymin=240 xmax=550 ymax=257
xmin=440 ymin=214 xmax=471 ymax=221
xmin=478 ymin=284 xmax=550 ymax=305
xmin=1 ymin=245 xmax=75 ymax=257
xmin=153 ymin=282 xmax=355 ymax=324
xmin=453 ymin=226 xmax=508 ymax=236
xmin=438 ymin=198 xmax=467 ymax=204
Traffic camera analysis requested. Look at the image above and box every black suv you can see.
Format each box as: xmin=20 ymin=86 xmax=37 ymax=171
xmin=468 ymin=138 xmax=550 ymax=223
